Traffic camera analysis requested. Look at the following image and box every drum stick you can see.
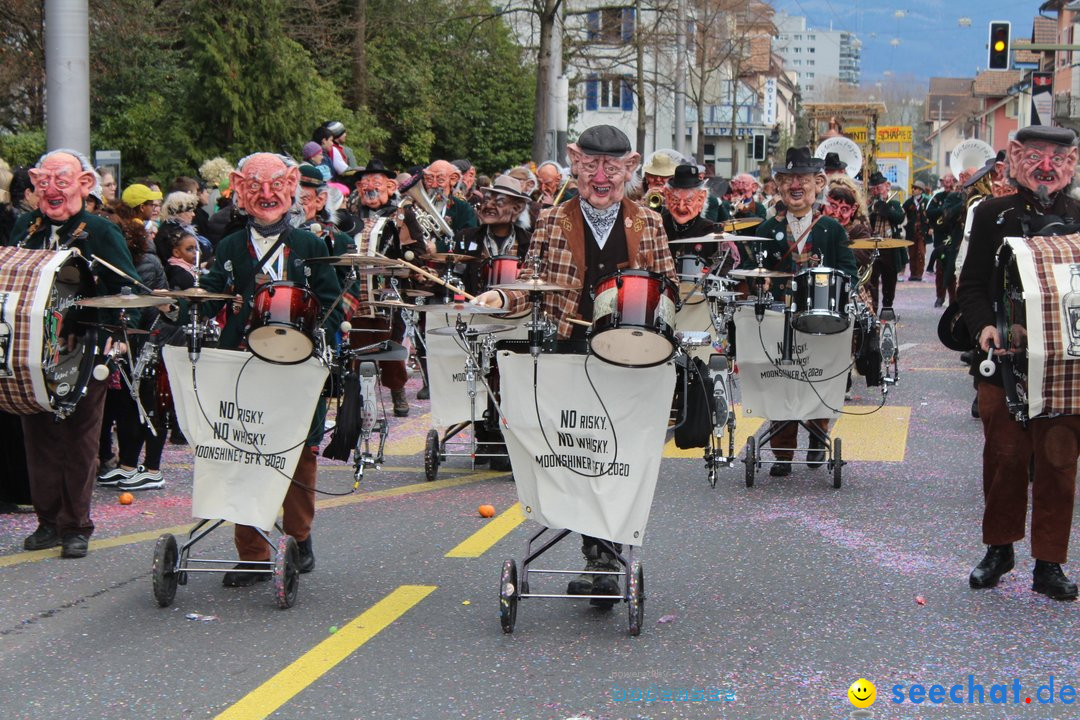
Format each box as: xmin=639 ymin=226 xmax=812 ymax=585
xmin=90 ymin=254 xmax=154 ymax=294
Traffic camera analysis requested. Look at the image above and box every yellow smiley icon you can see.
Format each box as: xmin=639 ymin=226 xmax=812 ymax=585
xmin=848 ymin=678 xmax=877 ymax=708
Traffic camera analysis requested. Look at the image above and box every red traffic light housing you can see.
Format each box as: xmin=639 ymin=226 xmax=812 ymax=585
xmin=988 ymin=21 xmax=1011 ymax=71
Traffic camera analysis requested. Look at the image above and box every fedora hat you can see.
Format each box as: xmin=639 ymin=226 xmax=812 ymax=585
xmin=486 ymin=174 xmax=531 ymax=200
xmin=868 ymin=171 xmax=890 ymax=187
xmin=775 ymin=147 xmax=824 ymax=175
xmin=937 ymin=303 xmax=974 ymax=352
xmin=354 ymin=158 xmax=396 ymax=179
xmin=643 ymin=152 xmax=677 ymax=177
xmin=667 ymin=164 xmax=705 ymax=189
xmin=823 ymin=152 xmax=847 ymax=171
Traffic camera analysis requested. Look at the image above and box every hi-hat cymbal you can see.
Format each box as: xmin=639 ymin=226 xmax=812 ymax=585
xmin=427 ymin=323 xmax=517 ymax=337
xmin=376 ymin=288 xmax=434 ymax=299
xmin=727 ymin=268 xmax=794 ymax=279
xmin=493 ymin=278 xmax=580 ymax=292
xmin=368 ymin=300 xmax=416 ymax=310
xmin=77 ymin=293 xmax=171 ymax=309
xmin=849 ymin=237 xmax=914 ymax=250
xmin=719 ymin=217 xmax=763 ymax=232
xmin=718 ymin=234 xmax=775 ymax=244
xmin=93 ymin=323 xmax=150 ymax=335
xmin=152 ymin=287 xmax=235 ymax=302
xmin=306 ymin=254 xmax=407 ymax=268
xmin=420 ymin=252 xmax=481 ymax=264
xmin=410 ymin=301 xmax=508 ymax=314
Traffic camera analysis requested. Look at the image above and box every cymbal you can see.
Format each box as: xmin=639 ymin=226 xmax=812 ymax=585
xmin=718 ymin=217 xmax=763 ymax=232
xmin=427 ymin=323 xmax=517 ymax=337
xmin=493 ymin=278 xmax=580 ymax=292
xmin=849 ymin=237 xmax=914 ymax=250
xmin=667 ymin=235 xmax=716 ymax=246
xmin=420 ymin=252 xmax=481 ymax=264
xmin=152 ymin=287 xmax=235 ymax=301
xmin=368 ymin=300 xmax=415 ymax=310
xmin=718 ymin=234 xmax=775 ymax=244
xmin=93 ymin=323 xmax=149 ymax=335
xmin=77 ymin=293 xmax=170 ymax=309
xmin=727 ymin=268 xmax=794 ymax=280
xmin=306 ymin=254 xmax=407 ymax=269
xmin=376 ymin=288 xmax=434 ymax=299
xmin=410 ymin=301 xmax=508 ymax=315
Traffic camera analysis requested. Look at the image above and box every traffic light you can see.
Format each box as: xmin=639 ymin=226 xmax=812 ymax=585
xmin=752 ymin=133 xmax=766 ymax=162
xmin=988 ymin=21 xmax=1011 ymax=71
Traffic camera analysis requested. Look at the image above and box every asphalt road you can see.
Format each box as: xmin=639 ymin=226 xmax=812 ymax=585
xmin=2 ymin=277 xmax=1078 ymax=720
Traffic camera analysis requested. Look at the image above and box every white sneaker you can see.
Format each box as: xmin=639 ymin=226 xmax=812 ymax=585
xmin=97 ymin=466 xmax=136 ymax=487
xmin=117 ymin=467 xmax=164 ymax=491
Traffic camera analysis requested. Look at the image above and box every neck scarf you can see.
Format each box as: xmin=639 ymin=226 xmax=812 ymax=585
xmin=580 ymin=200 xmax=621 ymax=249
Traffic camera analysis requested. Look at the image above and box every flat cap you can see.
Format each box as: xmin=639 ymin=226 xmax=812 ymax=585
xmin=1015 ymin=125 xmax=1077 ymax=146
xmin=575 ymin=125 xmax=632 ymax=156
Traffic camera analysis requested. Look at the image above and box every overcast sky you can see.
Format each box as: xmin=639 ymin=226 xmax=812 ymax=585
xmin=770 ymin=0 xmax=1052 ymax=85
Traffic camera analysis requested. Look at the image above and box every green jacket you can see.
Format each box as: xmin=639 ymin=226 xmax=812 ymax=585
xmin=749 ymin=213 xmax=857 ymax=301
xmin=7 ymin=208 xmax=142 ymax=324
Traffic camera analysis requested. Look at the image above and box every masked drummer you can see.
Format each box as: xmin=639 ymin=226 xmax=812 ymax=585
xmin=750 ymin=146 xmax=857 ymax=477
xmin=8 ymin=149 xmax=142 ymax=559
xmin=449 ymin=174 xmax=532 ymax=296
xmin=957 ymin=125 xmax=1080 ymax=601
xmin=473 ymin=124 xmax=675 ymax=603
xmin=184 ymin=152 xmax=343 ymax=584
xmin=662 ymin=163 xmax=740 ymax=272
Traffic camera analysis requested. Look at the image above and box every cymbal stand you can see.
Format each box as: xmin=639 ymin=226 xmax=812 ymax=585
xmin=113 ymin=309 xmax=158 ymax=437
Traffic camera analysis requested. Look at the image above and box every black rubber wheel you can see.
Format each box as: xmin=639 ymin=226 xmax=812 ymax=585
xmin=627 ymin=560 xmax=644 ymax=637
xmin=744 ymin=436 xmax=756 ymax=488
xmin=424 ymin=429 xmax=441 ymax=482
xmin=273 ymin=535 xmax=300 ymax=609
xmin=832 ymin=437 xmax=843 ymax=489
xmin=499 ymin=559 xmax=518 ymax=634
xmin=151 ymin=534 xmax=179 ymax=608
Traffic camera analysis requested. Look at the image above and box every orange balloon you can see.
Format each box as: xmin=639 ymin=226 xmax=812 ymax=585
xmin=478 ymin=504 xmax=496 ymax=518
xmin=118 ymin=492 xmax=134 ymax=505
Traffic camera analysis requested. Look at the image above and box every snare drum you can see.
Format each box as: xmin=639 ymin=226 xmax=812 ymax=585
xmin=675 ymin=254 xmax=708 ymax=280
xmin=484 ymin=255 xmax=522 ymax=288
xmin=590 ymin=269 xmax=678 ymax=367
xmin=246 ymin=282 xmax=321 ymax=364
xmin=0 ymin=248 xmax=100 ymax=417
xmin=791 ymin=267 xmax=850 ymax=335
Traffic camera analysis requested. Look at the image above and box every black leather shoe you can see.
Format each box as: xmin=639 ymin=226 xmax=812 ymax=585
xmin=969 ymin=544 xmax=1014 ymax=588
xmin=297 ymin=538 xmax=315 ymax=574
xmin=23 ymin=524 xmax=60 ymax=551
xmin=222 ymin=562 xmax=271 ymax=587
xmin=769 ymin=463 xmax=791 ymax=477
xmin=971 ymin=396 xmax=980 ymax=419
xmin=60 ymin=534 xmax=89 ymax=558
xmin=1033 ymin=560 xmax=1079 ymax=600
xmin=416 ymin=385 xmax=430 ymax=400
xmin=807 ymin=437 xmax=826 ymax=468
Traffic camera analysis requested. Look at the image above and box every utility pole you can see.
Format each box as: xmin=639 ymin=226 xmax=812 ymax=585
xmin=45 ymin=0 xmax=91 ymax=155
xmin=674 ymin=0 xmax=687 ymax=155
xmin=635 ymin=0 xmax=647 ymax=155
xmin=547 ymin=3 xmax=563 ymax=161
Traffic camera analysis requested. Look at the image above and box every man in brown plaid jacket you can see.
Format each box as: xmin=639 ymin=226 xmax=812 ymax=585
xmin=958 ymin=125 xmax=1080 ymax=601
xmin=475 ymin=124 xmax=676 ymax=603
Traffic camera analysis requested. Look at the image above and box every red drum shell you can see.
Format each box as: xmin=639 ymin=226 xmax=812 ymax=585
xmin=246 ymin=282 xmax=321 ymax=364
xmin=590 ymin=269 xmax=677 ymax=367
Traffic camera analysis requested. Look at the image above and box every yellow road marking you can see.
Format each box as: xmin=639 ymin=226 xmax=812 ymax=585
xmin=215 ymin=585 xmax=435 ymax=720
xmin=445 ymin=502 xmax=525 ymax=558
xmin=0 ymin=473 xmax=496 ymax=569
xmin=663 ymin=406 xmax=910 ymax=462
xmin=832 ymin=405 xmax=911 ymax=462
xmin=382 ymin=413 xmax=437 ymax=455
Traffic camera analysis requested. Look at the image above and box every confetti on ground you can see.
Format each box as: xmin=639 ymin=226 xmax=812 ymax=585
xmin=657 ymin=613 xmax=678 ymax=624
xmin=184 ymin=613 xmax=218 ymax=622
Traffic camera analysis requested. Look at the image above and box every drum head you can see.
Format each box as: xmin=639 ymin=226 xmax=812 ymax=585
xmin=590 ymin=328 xmax=674 ymax=368
xmin=247 ymin=326 xmax=315 ymax=365
xmin=791 ymin=312 xmax=850 ymax=335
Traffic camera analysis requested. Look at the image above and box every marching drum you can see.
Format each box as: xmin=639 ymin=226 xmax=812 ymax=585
xmin=0 ymin=248 xmax=100 ymax=417
xmin=790 ymin=267 xmax=850 ymax=335
xmin=246 ymin=282 xmax=321 ymax=364
xmin=590 ymin=269 xmax=678 ymax=368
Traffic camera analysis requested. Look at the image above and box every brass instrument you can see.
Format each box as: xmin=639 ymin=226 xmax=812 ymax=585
xmin=644 ymin=188 xmax=665 ymax=212
xmin=399 ymin=173 xmax=454 ymax=243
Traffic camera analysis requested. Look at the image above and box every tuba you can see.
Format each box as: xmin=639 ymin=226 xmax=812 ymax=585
xmin=399 ymin=173 xmax=454 ymax=242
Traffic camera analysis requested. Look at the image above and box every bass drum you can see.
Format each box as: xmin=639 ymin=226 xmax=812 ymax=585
xmin=0 ymin=247 xmax=99 ymax=417
xmin=590 ymin=269 xmax=678 ymax=367
xmin=246 ymin=282 xmax=321 ymax=364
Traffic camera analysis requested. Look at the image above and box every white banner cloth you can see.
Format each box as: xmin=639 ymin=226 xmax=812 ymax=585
xmin=496 ymin=351 xmax=675 ymax=546
xmin=426 ymin=312 xmax=528 ymax=427
xmin=163 ymin=346 xmax=328 ymax=531
xmin=734 ymin=306 xmax=852 ymax=421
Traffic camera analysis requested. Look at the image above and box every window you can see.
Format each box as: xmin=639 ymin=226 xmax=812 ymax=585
xmin=794 ymin=34 xmax=802 ymax=40
xmin=808 ymin=59 xmax=815 ymax=65
xmin=794 ymin=59 xmax=801 ymax=65
xmin=793 ymin=47 xmax=801 ymax=53
xmin=585 ymin=74 xmax=634 ymax=112
xmin=807 ymin=72 xmax=814 ymax=78
xmin=587 ymin=7 xmax=635 ymax=44
xmin=809 ymin=47 xmax=815 ymax=53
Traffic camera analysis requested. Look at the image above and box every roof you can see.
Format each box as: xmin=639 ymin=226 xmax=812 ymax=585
xmin=973 ymin=70 xmax=1021 ymax=97
xmin=929 ymin=77 xmax=973 ymax=96
xmin=1033 ymin=17 xmax=1058 ymax=44
xmin=1013 ymin=39 xmax=1042 ymax=65
xmin=925 ymin=77 xmax=975 ymax=122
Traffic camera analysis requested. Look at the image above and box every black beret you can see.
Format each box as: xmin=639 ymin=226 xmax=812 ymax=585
xmin=575 ymin=125 xmax=632 ymax=156
xmin=1015 ymin=125 xmax=1077 ymax=146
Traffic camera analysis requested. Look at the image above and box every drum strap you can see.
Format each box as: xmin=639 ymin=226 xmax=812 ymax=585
xmin=56 ymin=222 xmax=87 ymax=251
xmin=780 ymin=216 xmax=821 ymax=266
xmin=248 ymin=228 xmax=291 ymax=283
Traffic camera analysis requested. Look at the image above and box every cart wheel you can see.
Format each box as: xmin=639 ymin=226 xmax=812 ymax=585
xmin=832 ymin=437 xmax=843 ymax=489
xmin=499 ymin=559 xmax=518 ymax=634
xmin=744 ymin=436 xmax=756 ymax=488
xmin=273 ymin=535 xmax=300 ymax=609
xmin=424 ymin=429 xmax=441 ymax=482
xmin=151 ymin=534 xmax=179 ymax=608
xmin=627 ymin=560 xmax=645 ymax=637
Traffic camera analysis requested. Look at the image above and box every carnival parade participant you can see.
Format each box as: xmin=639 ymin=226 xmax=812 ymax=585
xmin=926 ymin=173 xmax=964 ymax=307
xmin=957 ymin=125 xmax=1080 ymax=601
xmin=865 ymin=171 xmax=905 ymax=311
xmin=186 ymin=152 xmax=343 ymax=584
xmin=661 ymin=163 xmax=739 ymax=269
xmin=902 ymin=181 xmax=931 ymax=281
xmin=724 ymin=173 xmax=767 ymax=220
xmin=750 ymin=147 xmax=857 ymax=477
xmin=8 ymin=150 xmax=143 ymax=558
xmin=473 ymin=124 xmax=676 ymax=601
